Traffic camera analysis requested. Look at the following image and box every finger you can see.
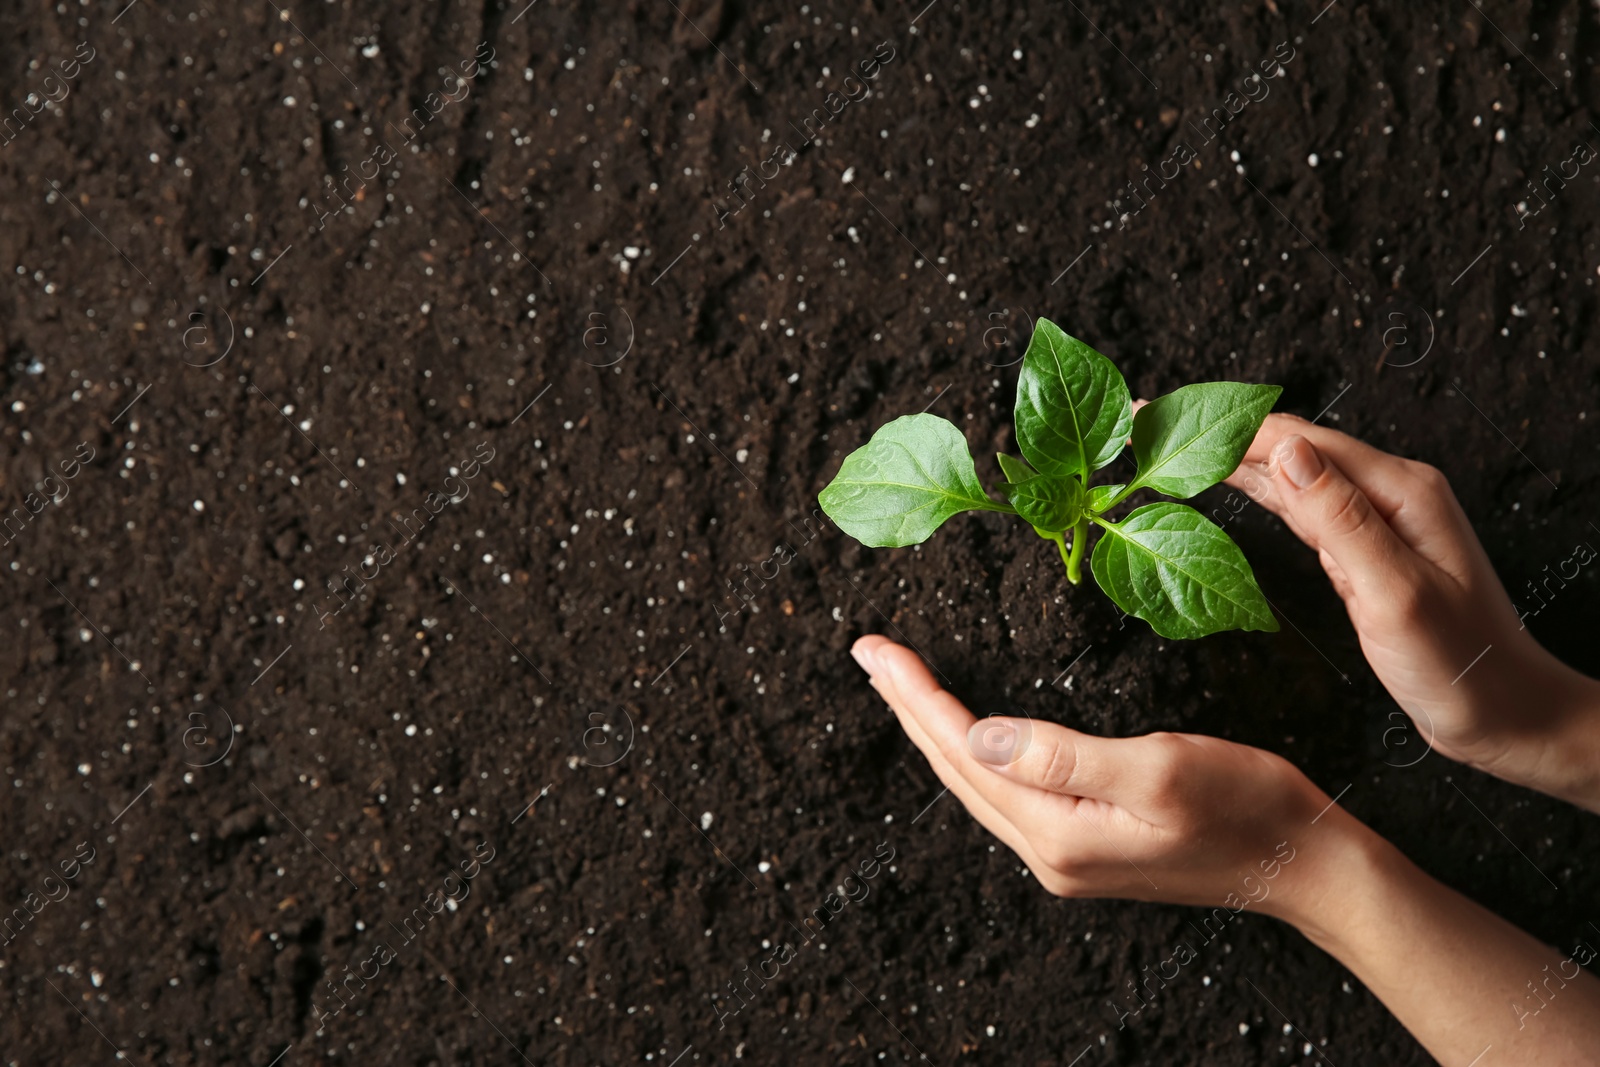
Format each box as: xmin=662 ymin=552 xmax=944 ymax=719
xmin=1266 ymin=435 xmax=1421 ymax=600
xmin=966 ymin=715 xmax=1178 ymax=819
xmin=1230 ymin=415 xmax=1479 ymax=590
xmin=864 ymin=637 xmax=1042 ymax=822
xmin=1222 ymin=456 xmax=1292 ymax=524
xmin=1319 ymin=547 xmax=1357 ymax=605
xmin=854 ymin=637 xmax=1042 ymax=862
xmin=1226 ymin=413 xmax=1420 ymax=523
xmin=867 ymin=640 xmax=1139 ymax=857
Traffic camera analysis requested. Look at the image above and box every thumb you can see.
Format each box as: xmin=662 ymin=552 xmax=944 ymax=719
xmin=967 ymin=717 xmax=1163 ymax=808
xmin=1268 ymin=434 xmax=1417 ymax=597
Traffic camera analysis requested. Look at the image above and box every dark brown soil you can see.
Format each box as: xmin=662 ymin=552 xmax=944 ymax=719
xmin=3 ymin=1 xmax=1598 ymax=1064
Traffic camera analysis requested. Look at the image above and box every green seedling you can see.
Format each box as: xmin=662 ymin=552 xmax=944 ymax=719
xmin=818 ymin=318 xmax=1282 ymax=639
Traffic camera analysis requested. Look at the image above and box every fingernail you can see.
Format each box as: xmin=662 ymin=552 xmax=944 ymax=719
xmin=851 ymin=643 xmax=878 ymax=676
xmin=968 ymin=719 xmax=1019 ymax=765
xmin=1273 ymin=436 xmax=1323 ymax=489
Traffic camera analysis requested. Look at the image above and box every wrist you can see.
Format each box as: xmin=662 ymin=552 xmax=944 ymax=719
xmin=1258 ymin=803 xmax=1409 ymax=952
xmin=1477 ymin=653 xmax=1600 ymax=813
xmin=1536 ymin=669 xmax=1600 ymax=813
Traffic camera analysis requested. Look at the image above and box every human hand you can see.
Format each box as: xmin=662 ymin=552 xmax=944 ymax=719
xmin=852 ymin=634 xmax=1360 ymax=922
xmin=853 ymin=635 xmax=1600 ymax=1064
xmin=1224 ymin=413 xmax=1600 ymax=810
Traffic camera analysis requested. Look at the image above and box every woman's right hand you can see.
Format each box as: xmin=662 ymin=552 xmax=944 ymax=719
xmin=1226 ymin=413 xmax=1600 ymax=811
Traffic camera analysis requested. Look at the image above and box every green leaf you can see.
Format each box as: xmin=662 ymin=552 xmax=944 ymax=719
xmin=1003 ymin=474 xmax=1084 ymax=532
xmin=1085 ymin=483 xmax=1124 ymax=513
xmin=1127 ymin=382 xmax=1282 ymax=499
xmin=996 ymin=454 xmax=1068 ymax=535
xmin=1089 ymin=502 xmax=1277 ymax=639
xmin=819 ymin=413 xmax=999 ymax=547
xmin=1014 ymin=319 xmax=1132 ymax=480
xmin=995 ymin=453 xmax=1036 ymax=485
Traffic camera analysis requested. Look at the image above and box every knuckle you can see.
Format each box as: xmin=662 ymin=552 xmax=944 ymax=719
xmin=1382 ymin=575 xmax=1433 ymax=628
xmin=1034 ymin=866 xmax=1078 ymax=897
xmin=1406 ymin=460 xmax=1450 ymax=496
xmin=1141 ymin=735 xmax=1190 ymax=794
xmin=1318 ymin=481 xmax=1374 ymax=539
xmin=1036 ymin=838 xmax=1077 ymax=873
xmin=932 ymin=729 xmax=970 ymax=772
xmin=1033 ymin=737 xmax=1079 ymax=795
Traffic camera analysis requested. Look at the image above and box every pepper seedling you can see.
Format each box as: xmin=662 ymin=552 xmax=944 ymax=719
xmin=818 ymin=318 xmax=1281 ymax=639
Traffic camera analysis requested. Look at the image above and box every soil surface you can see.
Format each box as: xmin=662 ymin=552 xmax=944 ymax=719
xmin=3 ymin=1 xmax=1598 ymax=1064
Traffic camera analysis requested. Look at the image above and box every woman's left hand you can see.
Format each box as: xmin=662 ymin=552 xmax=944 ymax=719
xmin=853 ymin=634 xmax=1359 ymax=923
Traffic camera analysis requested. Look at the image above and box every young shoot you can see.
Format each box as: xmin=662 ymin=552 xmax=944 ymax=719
xmin=818 ymin=318 xmax=1282 ymax=639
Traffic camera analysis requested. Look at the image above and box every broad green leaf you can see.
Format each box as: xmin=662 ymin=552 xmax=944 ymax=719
xmin=997 ymin=456 xmax=1062 ymax=539
xmin=1014 ymin=319 xmax=1132 ymax=480
xmin=995 ymin=453 xmax=1036 ymax=485
xmin=1002 ymin=474 xmax=1083 ymax=532
xmin=1090 ymin=502 xmax=1277 ymax=639
xmin=1128 ymin=382 xmax=1282 ymax=498
xmin=819 ymin=414 xmax=996 ymax=547
xmin=1085 ymin=483 xmax=1124 ymax=513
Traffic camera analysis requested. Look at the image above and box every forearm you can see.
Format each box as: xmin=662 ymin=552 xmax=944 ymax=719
xmin=1281 ymin=812 xmax=1600 ymax=1064
xmin=1525 ymin=660 xmax=1600 ymax=814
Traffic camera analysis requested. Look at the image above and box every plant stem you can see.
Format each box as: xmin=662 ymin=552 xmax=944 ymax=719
xmin=1105 ymin=482 xmax=1139 ymax=510
xmin=1065 ymin=518 xmax=1088 ymax=585
xmin=1050 ymin=532 xmax=1071 ymax=572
